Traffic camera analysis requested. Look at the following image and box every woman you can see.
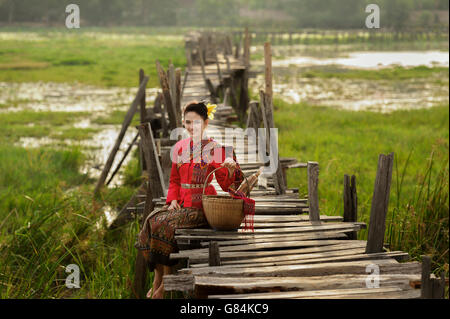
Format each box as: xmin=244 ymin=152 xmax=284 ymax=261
xmin=135 ymin=101 xmax=244 ymax=299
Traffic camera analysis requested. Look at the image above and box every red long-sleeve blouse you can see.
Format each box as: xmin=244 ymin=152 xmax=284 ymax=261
xmin=166 ymin=137 xmax=244 ymax=209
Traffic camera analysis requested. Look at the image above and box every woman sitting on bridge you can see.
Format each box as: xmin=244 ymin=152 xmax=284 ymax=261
xmin=136 ymin=101 xmax=244 ymax=299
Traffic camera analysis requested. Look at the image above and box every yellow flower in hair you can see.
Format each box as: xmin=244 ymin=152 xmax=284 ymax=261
xmin=206 ymin=103 xmax=217 ymax=120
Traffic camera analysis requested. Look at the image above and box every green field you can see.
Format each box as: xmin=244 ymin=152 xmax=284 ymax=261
xmin=0 ymin=28 xmax=448 ymax=298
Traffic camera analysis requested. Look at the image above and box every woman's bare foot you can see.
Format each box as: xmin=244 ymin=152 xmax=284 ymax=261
xmin=146 ymin=288 xmax=153 ymax=298
xmin=151 ymin=285 xmax=165 ymax=299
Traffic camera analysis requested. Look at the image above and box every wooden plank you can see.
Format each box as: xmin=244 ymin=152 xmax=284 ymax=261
xmin=190 ymin=251 xmax=410 ymax=268
xmin=181 ymin=260 xmax=421 ymax=277
xmin=208 ymin=286 xmax=407 ymax=299
xmin=309 ymin=289 xmax=421 ymax=299
xmin=366 ymin=153 xmax=394 ymax=253
xmin=177 ymin=230 xmax=349 ymax=243
xmin=195 ymin=231 xmax=348 ymax=246
xmin=188 ymin=274 xmax=421 ymax=297
xmin=172 ymin=241 xmax=368 ymax=263
xmin=175 ymin=222 xmax=363 ymax=236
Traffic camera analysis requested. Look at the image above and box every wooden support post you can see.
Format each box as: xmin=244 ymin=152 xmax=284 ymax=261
xmin=307 ymin=161 xmax=320 ymax=224
xmin=139 ymin=69 xmax=147 ymax=174
xmin=168 ymin=63 xmax=177 ymax=114
xmin=238 ymin=28 xmax=250 ymax=120
xmin=198 ymin=44 xmax=207 ymax=84
xmin=133 ymin=180 xmax=155 ymax=299
xmin=206 ymin=78 xmax=217 ymax=104
xmin=106 ymin=132 xmax=139 ymax=186
xmin=181 ymin=70 xmax=189 ymax=97
xmin=209 ymin=241 xmax=221 ymax=267
xmin=343 ymin=174 xmax=358 ymax=240
xmin=262 ymin=42 xmax=285 ymax=195
xmin=246 ymin=101 xmax=260 ymax=130
xmin=94 ymin=76 xmax=149 ymax=194
xmin=139 ymin=69 xmax=147 ymax=123
xmin=421 ymin=255 xmax=433 ymax=299
xmin=366 ymin=152 xmax=394 ymax=254
xmin=156 ymin=60 xmax=179 ymax=130
xmin=421 ymin=255 xmax=447 ymax=299
xmin=175 ymin=68 xmax=182 ymax=123
xmin=185 ymin=47 xmax=192 ymax=69
xmin=137 ymin=122 xmax=166 ymax=198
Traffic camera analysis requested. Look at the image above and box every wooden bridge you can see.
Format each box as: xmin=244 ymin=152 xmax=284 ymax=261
xmin=94 ymin=30 xmax=447 ymax=299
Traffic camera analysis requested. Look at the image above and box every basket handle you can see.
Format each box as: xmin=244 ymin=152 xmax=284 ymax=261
xmin=202 ymin=166 xmax=250 ymax=197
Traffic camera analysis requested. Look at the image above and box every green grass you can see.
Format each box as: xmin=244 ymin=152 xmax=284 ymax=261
xmin=0 ymin=28 xmax=186 ymax=88
xmin=0 ymin=145 xmax=145 ymax=298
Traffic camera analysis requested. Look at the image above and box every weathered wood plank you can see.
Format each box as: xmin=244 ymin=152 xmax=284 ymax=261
xmin=189 ymin=274 xmax=421 ymax=297
xmin=172 ymin=241 xmax=368 ymax=263
xmin=195 ymin=231 xmax=348 ymax=246
xmin=175 ymin=222 xmax=363 ymax=236
xmin=181 ymin=260 xmax=421 ymax=277
xmin=190 ymin=250 xmax=410 ymax=268
xmin=208 ymin=286 xmax=409 ymax=299
xmin=177 ymin=230 xmax=349 ymax=243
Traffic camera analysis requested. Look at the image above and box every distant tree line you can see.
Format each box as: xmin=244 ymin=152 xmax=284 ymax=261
xmin=0 ymin=0 xmax=448 ymax=30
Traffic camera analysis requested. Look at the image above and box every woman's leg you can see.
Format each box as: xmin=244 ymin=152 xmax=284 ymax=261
xmin=147 ymin=264 xmax=163 ymax=298
xmin=152 ymin=265 xmax=172 ymax=299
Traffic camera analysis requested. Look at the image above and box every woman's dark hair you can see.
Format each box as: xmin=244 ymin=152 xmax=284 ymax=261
xmin=183 ymin=101 xmax=208 ymax=121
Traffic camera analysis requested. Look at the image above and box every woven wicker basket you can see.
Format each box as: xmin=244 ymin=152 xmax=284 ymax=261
xmin=202 ymin=167 xmax=250 ymax=231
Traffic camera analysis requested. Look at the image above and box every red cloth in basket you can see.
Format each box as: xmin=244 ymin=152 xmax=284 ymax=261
xmin=228 ymin=188 xmax=255 ymax=232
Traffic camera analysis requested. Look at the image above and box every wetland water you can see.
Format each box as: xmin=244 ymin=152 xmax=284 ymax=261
xmin=251 ymin=46 xmax=449 ymax=112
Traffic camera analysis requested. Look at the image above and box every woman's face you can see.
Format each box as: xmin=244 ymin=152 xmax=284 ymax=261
xmin=183 ymin=111 xmax=208 ymax=138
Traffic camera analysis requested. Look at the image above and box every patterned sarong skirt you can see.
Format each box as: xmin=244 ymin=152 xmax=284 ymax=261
xmin=135 ymin=205 xmax=207 ymax=271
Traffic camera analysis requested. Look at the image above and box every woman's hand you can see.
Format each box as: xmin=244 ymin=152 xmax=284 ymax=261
xmin=168 ymin=200 xmax=180 ymax=211
xmin=221 ymin=157 xmax=237 ymax=176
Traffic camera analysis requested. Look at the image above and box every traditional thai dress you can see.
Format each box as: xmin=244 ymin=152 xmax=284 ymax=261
xmin=135 ymin=137 xmax=244 ymax=271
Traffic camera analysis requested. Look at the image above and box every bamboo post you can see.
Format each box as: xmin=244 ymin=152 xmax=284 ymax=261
xmin=343 ymin=174 xmax=358 ymax=240
xmin=307 ymin=161 xmax=320 ymax=223
xmin=94 ymin=76 xmax=149 ymax=194
xmin=365 ymin=153 xmax=394 ymax=254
